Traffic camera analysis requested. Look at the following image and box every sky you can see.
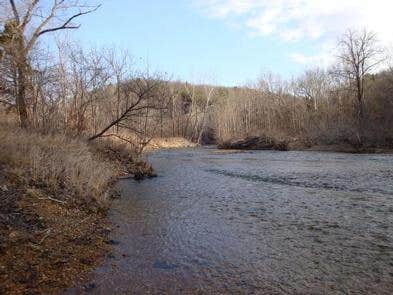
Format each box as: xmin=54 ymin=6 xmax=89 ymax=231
xmin=66 ymin=0 xmax=393 ymax=86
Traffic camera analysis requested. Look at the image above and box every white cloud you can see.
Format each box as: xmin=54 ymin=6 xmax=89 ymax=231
xmin=290 ymin=53 xmax=320 ymax=65
xmin=289 ymin=52 xmax=334 ymax=68
xmin=194 ymin=0 xmax=393 ymax=65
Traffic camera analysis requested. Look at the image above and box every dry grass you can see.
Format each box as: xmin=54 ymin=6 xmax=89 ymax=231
xmin=146 ymin=137 xmax=197 ymax=151
xmin=96 ymin=130 xmax=197 ymax=154
xmin=0 ymin=122 xmax=117 ymax=205
xmin=0 ymin=118 xmax=125 ymax=294
xmin=91 ymin=138 xmax=157 ymax=179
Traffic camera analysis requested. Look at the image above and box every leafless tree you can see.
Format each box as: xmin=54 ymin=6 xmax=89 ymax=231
xmin=295 ymin=69 xmax=330 ymax=111
xmin=197 ymin=85 xmax=214 ymax=144
xmin=88 ymin=74 xmax=167 ymax=141
xmin=1 ymin=0 xmax=100 ymax=128
xmin=337 ymin=29 xmax=384 ymax=143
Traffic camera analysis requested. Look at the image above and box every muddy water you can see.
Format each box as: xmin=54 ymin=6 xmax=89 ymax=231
xmin=80 ymin=149 xmax=393 ymax=294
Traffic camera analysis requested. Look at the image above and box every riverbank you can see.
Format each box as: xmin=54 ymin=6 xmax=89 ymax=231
xmin=0 ymin=169 xmax=111 ymax=294
xmin=146 ymin=137 xmax=197 ymax=151
xmin=0 ymin=124 xmax=156 ymax=293
xmin=304 ymin=144 xmax=393 ymax=154
xmin=218 ymin=136 xmax=393 ymax=154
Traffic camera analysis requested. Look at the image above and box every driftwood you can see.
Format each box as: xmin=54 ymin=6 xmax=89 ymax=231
xmin=218 ymin=136 xmax=288 ymax=151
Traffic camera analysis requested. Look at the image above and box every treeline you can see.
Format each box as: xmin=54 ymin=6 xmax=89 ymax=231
xmin=1 ymin=1 xmax=392 ymax=151
xmin=214 ymin=68 xmax=393 ymax=148
xmin=213 ymin=31 xmax=393 ymax=149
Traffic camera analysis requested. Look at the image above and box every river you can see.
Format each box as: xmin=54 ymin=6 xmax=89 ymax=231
xmin=72 ymin=148 xmax=393 ymax=294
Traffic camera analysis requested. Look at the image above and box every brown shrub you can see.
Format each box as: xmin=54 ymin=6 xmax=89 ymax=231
xmin=0 ymin=124 xmax=117 ymax=205
xmin=91 ymin=138 xmax=157 ymax=179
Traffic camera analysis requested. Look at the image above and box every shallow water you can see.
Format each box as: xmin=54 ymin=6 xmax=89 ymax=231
xmin=75 ymin=149 xmax=393 ymax=294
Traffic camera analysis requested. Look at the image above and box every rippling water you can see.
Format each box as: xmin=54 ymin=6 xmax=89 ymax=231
xmin=73 ymin=149 xmax=393 ymax=294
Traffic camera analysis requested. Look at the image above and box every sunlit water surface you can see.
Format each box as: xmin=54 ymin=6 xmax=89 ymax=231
xmin=71 ymin=148 xmax=393 ymax=294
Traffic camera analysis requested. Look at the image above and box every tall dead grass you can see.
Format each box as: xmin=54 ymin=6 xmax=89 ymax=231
xmin=0 ymin=122 xmax=117 ymax=205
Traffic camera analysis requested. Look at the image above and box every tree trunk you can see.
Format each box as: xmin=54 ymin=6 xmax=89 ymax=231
xmin=13 ymin=31 xmax=30 ymax=129
xmin=16 ymin=62 xmax=29 ymax=128
xmin=356 ymin=77 xmax=364 ymax=145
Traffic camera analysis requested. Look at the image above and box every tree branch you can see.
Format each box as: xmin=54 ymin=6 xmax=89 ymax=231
xmin=0 ymin=99 xmax=15 ymax=107
xmin=37 ymin=5 xmax=101 ymax=37
xmin=26 ymin=3 xmax=101 ymax=53
xmin=9 ymin=0 xmax=20 ymax=23
xmin=21 ymin=0 xmax=40 ymax=28
xmin=99 ymin=133 xmax=139 ymax=148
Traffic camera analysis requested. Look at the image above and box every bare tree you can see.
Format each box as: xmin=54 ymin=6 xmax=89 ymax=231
xmin=197 ymin=85 xmax=214 ymax=144
xmin=1 ymin=0 xmax=100 ymax=128
xmin=88 ymin=74 xmax=167 ymax=141
xmin=337 ymin=29 xmax=384 ymax=143
xmin=296 ymin=69 xmax=330 ymax=111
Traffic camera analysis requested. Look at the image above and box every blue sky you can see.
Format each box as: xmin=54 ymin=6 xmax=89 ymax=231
xmin=68 ymin=0 xmax=392 ymax=86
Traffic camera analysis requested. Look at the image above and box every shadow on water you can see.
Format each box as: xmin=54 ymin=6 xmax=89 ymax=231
xmin=67 ymin=148 xmax=393 ymax=294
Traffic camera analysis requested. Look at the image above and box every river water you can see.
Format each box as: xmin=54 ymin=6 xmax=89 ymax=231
xmin=78 ymin=148 xmax=393 ymax=294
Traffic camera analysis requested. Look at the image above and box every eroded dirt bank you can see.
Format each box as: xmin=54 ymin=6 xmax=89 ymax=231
xmin=0 ymin=168 xmax=111 ymax=294
xmin=0 ymin=125 xmax=158 ymax=294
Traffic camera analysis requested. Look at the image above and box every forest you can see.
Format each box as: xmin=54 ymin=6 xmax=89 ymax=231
xmin=2 ymin=22 xmax=393 ymax=153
